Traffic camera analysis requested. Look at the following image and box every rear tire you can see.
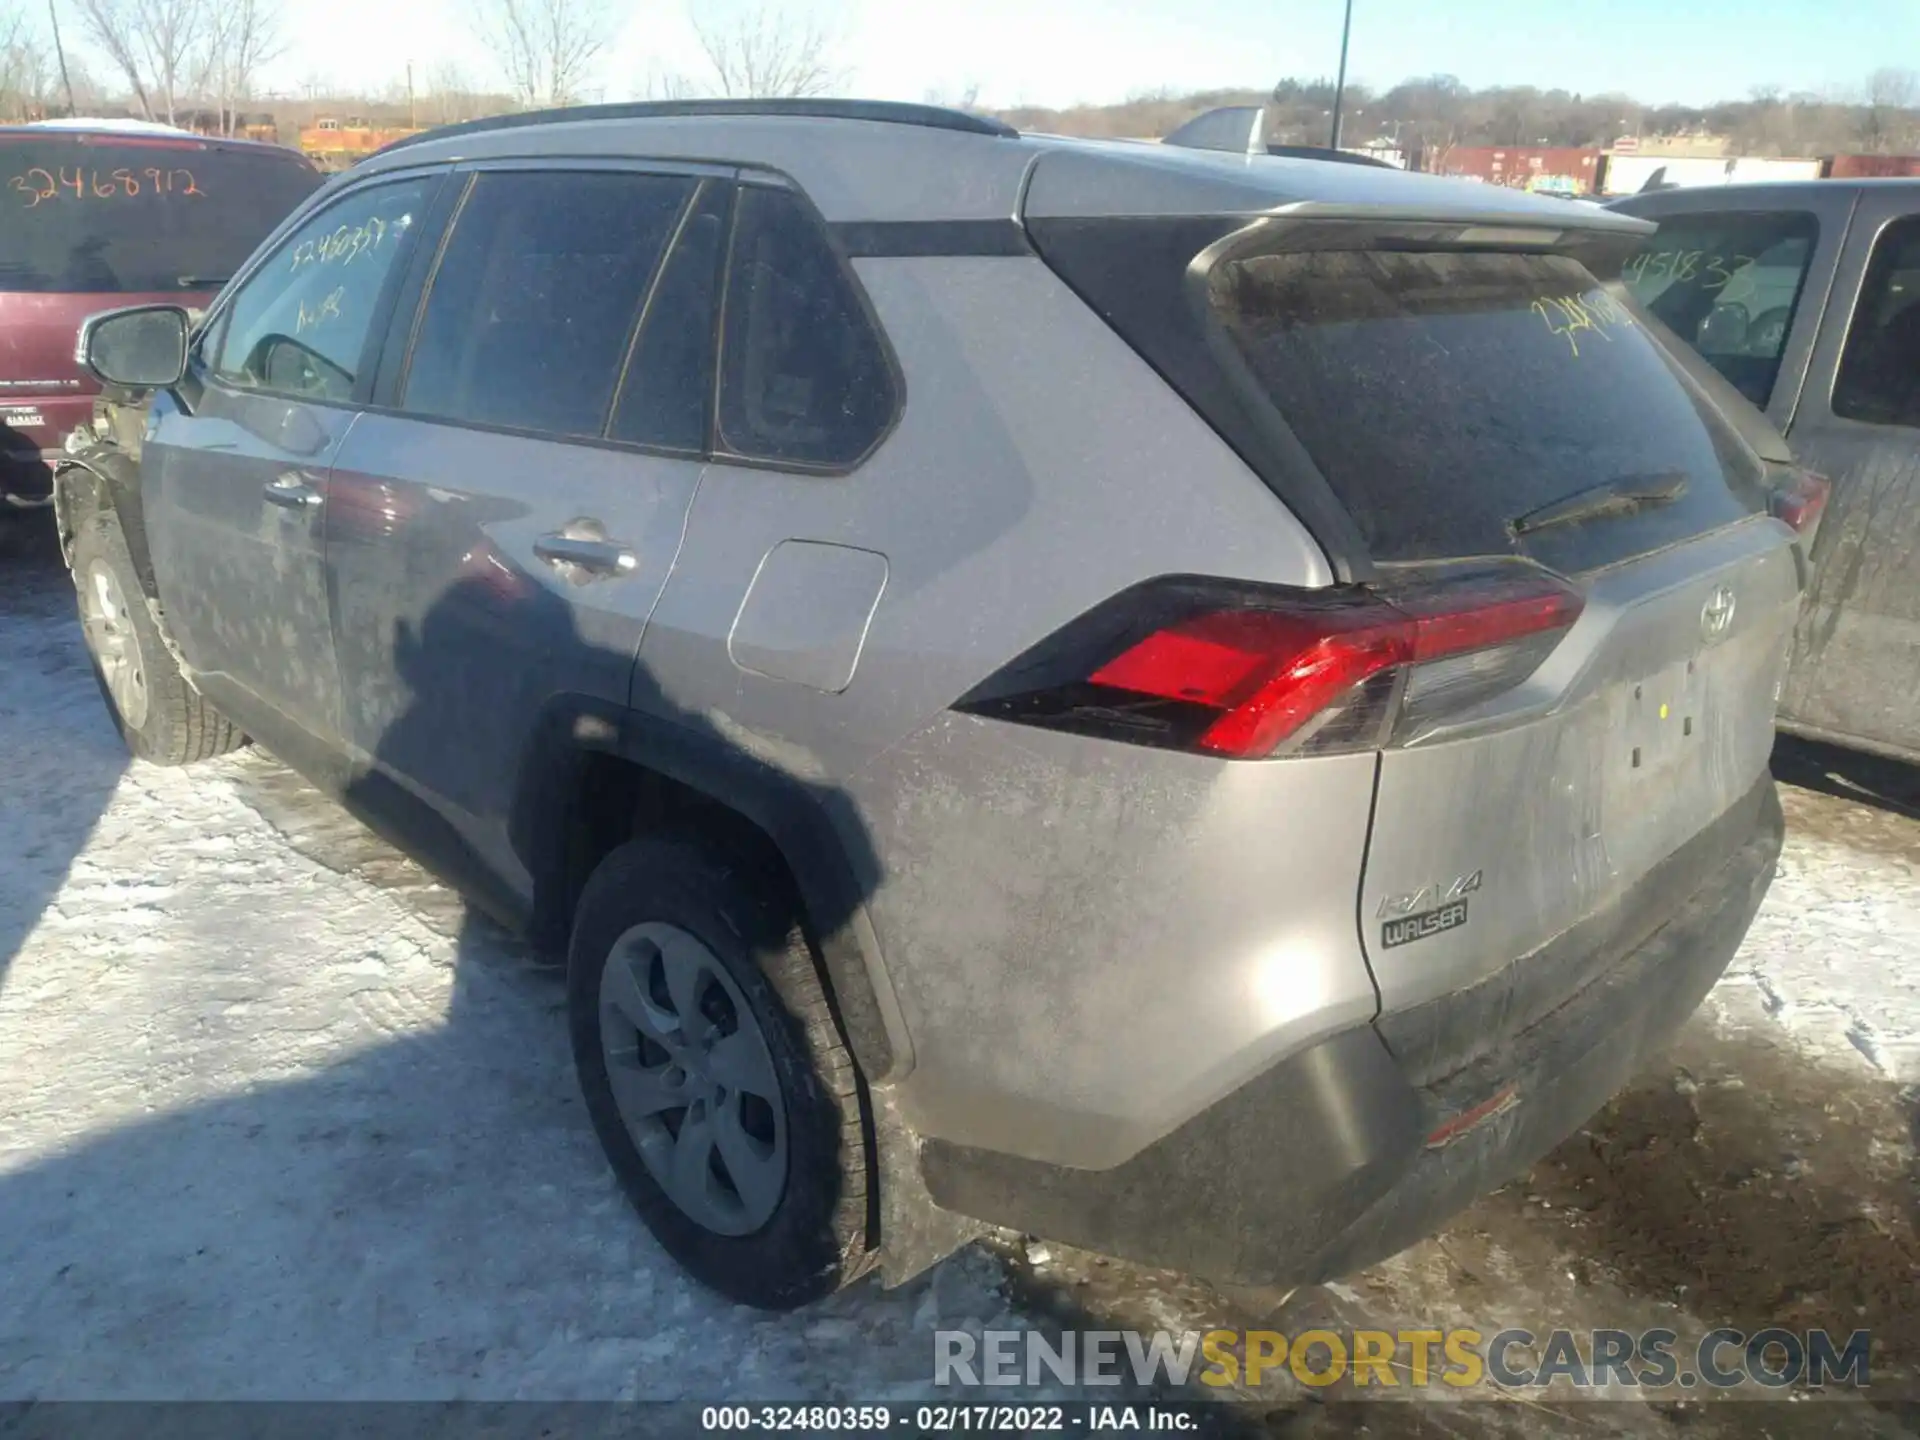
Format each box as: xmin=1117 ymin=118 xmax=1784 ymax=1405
xmin=569 ymin=836 xmax=874 ymax=1310
xmin=70 ymin=509 xmax=244 ymax=766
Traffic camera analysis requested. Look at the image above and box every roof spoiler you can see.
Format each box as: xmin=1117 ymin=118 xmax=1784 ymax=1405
xmin=1162 ymin=105 xmax=1266 ymax=155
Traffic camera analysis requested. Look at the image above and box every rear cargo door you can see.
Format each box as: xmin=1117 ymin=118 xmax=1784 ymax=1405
xmin=1199 ymin=241 xmax=1801 ymax=1018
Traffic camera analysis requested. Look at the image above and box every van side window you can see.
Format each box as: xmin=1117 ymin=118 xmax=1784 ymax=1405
xmin=1619 ymin=210 xmax=1818 ymax=410
xmin=607 ymin=179 xmax=731 ymax=452
xmin=1833 ymin=217 xmax=1920 ymax=429
xmin=210 ymin=178 xmax=431 ymax=404
xmin=716 ymin=185 xmax=896 ymax=468
xmin=401 ymin=170 xmax=695 ymax=440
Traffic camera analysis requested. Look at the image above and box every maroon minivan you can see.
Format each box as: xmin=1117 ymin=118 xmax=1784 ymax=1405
xmin=2 ymin=123 xmax=321 ymax=507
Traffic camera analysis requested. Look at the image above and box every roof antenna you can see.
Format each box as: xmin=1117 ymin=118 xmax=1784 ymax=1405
xmin=1161 ymin=105 xmax=1267 ymax=155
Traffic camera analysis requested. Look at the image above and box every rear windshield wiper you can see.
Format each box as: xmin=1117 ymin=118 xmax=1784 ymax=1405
xmin=1511 ymin=471 xmax=1689 ymax=537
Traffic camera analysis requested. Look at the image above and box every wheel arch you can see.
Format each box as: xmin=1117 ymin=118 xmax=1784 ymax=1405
xmin=53 ymin=445 xmax=157 ymax=597
xmin=512 ymin=695 xmax=912 ymax=1089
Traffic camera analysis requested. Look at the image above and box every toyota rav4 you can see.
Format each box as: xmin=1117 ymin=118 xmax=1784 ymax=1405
xmin=58 ymin=99 xmax=1809 ymax=1310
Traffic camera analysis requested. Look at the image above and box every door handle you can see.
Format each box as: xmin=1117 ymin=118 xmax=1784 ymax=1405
xmin=264 ymin=472 xmax=323 ymax=510
xmin=534 ymin=532 xmax=638 ymax=576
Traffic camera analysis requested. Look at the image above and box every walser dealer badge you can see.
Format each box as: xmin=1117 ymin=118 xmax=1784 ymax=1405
xmin=1380 ymin=871 xmax=1481 ymax=949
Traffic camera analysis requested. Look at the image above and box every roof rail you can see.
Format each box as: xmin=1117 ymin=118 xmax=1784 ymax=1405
xmin=374 ymin=98 xmax=1017 ymax=158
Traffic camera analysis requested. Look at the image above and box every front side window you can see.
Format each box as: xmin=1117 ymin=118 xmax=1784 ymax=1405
xmin=716 ymin=185 xmax=896 ymax=468
xmin=1620 ymin=209 xmax=1819 ymax=408
xmin=401 ymin=170 xmax=695 ymax=439
xmin=1833 ymin=216 xmax=1920 ymax=429
xmin=209 ymin=178 xmax=431 ymax=403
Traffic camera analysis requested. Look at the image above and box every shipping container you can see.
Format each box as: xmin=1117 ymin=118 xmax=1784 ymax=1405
xmin=1601 ymin=153 xmax=1823 ymax=195
xmin=1825 ymin=153 xmax=1920 ymax=179
xmin=1437 ymin=145 xmax=1603 ymax=194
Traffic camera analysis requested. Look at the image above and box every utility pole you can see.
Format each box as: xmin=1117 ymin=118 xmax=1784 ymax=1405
xmin=407 ymin=62 xmax=416 ymax=129
xmin=47 ymin=0 xmax=76 ymax=118
xmin=1328 ymin=0 xmax=1354 ymax=150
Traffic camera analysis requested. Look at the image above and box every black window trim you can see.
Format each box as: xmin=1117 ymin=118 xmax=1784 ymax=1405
xmin=601 ymin=175 xmax=733 ymax=452
xmin=184 ymin=166 xmax=452 ymax=414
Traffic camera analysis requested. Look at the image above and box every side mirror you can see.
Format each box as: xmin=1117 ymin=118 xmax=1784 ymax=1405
xmin=75 ymin=305 xmax=191 ymax=390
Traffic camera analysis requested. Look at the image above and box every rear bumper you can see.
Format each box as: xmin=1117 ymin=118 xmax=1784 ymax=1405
xmin=919 ymin=775 xmax=1782 ymax=1288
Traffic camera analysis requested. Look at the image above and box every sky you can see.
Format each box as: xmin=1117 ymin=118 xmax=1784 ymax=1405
xmin=188 ymin=0 xmax=1920 ymax=113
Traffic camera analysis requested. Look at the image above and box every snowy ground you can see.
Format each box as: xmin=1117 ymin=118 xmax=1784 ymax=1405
xmin=3 ymin=515 xmax=1917 ymax=1430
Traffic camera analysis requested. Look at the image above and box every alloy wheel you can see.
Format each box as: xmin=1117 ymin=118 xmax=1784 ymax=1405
xmin=598 ymin=921 xmax=789 ymax=1235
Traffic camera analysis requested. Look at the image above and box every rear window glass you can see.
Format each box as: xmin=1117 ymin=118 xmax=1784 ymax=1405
xmin=1208 ymin=248 xmax=1765 ymax=568
xmin=1 ymin=138 xmax=320 ymax=295
xmin=1620 ymin=210 xmax=1818 ymax=408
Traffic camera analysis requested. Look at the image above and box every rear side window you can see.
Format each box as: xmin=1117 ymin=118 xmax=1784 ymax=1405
xmin=716 ymin=185 xmax=895 ymax=468
xmin=1 ymin=138 xmax=320 ymax=294
xmin=1209 ymin=247 xmax=1765 ymax=569
xmin=402 ymin=170 xmax=695 ymax=440
xmin=1833 ymin=216 xmax=1920 ymax=429
xmin=1620 ymin=210 xmax=1818 ymax=408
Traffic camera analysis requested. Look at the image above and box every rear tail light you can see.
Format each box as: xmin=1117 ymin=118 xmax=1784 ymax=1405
xmin=954 ymin=565 xmax=1584 ymax=759
xmin=1770 ymin=469 xmax=1830 ymax=540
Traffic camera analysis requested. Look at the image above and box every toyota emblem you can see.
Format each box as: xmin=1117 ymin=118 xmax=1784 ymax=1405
xmin=1701 ymin=585 xmax=1737 ymax=641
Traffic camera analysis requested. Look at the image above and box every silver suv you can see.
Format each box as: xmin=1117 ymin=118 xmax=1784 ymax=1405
xmin=61 ymin=100 xmax=1809 ymax=1311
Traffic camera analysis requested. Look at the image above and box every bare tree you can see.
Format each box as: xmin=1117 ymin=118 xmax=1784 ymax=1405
xmin=1860 ymin=67 xmax=1920 ymax=153
xmin=690 ymin=4 xmax=840 ymax=99
xmin=638 ymin=64 xmax=700 ymax=101
xmin=197 ymin=0 xmax=281 ymax=135
xmin=73 ymin=0 xmax=206 ymax=124
xmin=1 ymin=4 xmax=49 ymax=119
xmin=475 ymin=0 xmax=614 ymax=109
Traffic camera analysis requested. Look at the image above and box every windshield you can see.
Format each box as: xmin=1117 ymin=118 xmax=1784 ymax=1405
xmin=1 ymin=138 xmax=321 ymax=296
xmin=1206 ymin=246 xmax=1768 ymax=568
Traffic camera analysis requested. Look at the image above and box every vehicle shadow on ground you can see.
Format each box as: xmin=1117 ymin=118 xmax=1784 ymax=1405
xmin=0 ymin=509 xmax=130 ymax=997
xmin=1772 ymin=734 xmax=1920 ymax=822
xmin=0 ymin=533 xmax=1043 ymax=1400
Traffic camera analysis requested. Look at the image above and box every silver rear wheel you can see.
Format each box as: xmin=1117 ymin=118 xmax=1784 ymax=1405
xmin=598 ymin=921 xmax=789 ymax=1235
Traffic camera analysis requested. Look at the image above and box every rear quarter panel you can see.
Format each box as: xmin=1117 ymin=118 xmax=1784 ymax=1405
xmin=636 ymin=253 xmax=1382 ymax=1168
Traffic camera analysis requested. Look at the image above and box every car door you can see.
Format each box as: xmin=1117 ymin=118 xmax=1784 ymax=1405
xmin=143 ymin=172 xmax=441 ymax=754
xmin=1774 ymin=193 xmax=1920 ymax=759
xmin=325 ymin=163 xmax=728 ymax=914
